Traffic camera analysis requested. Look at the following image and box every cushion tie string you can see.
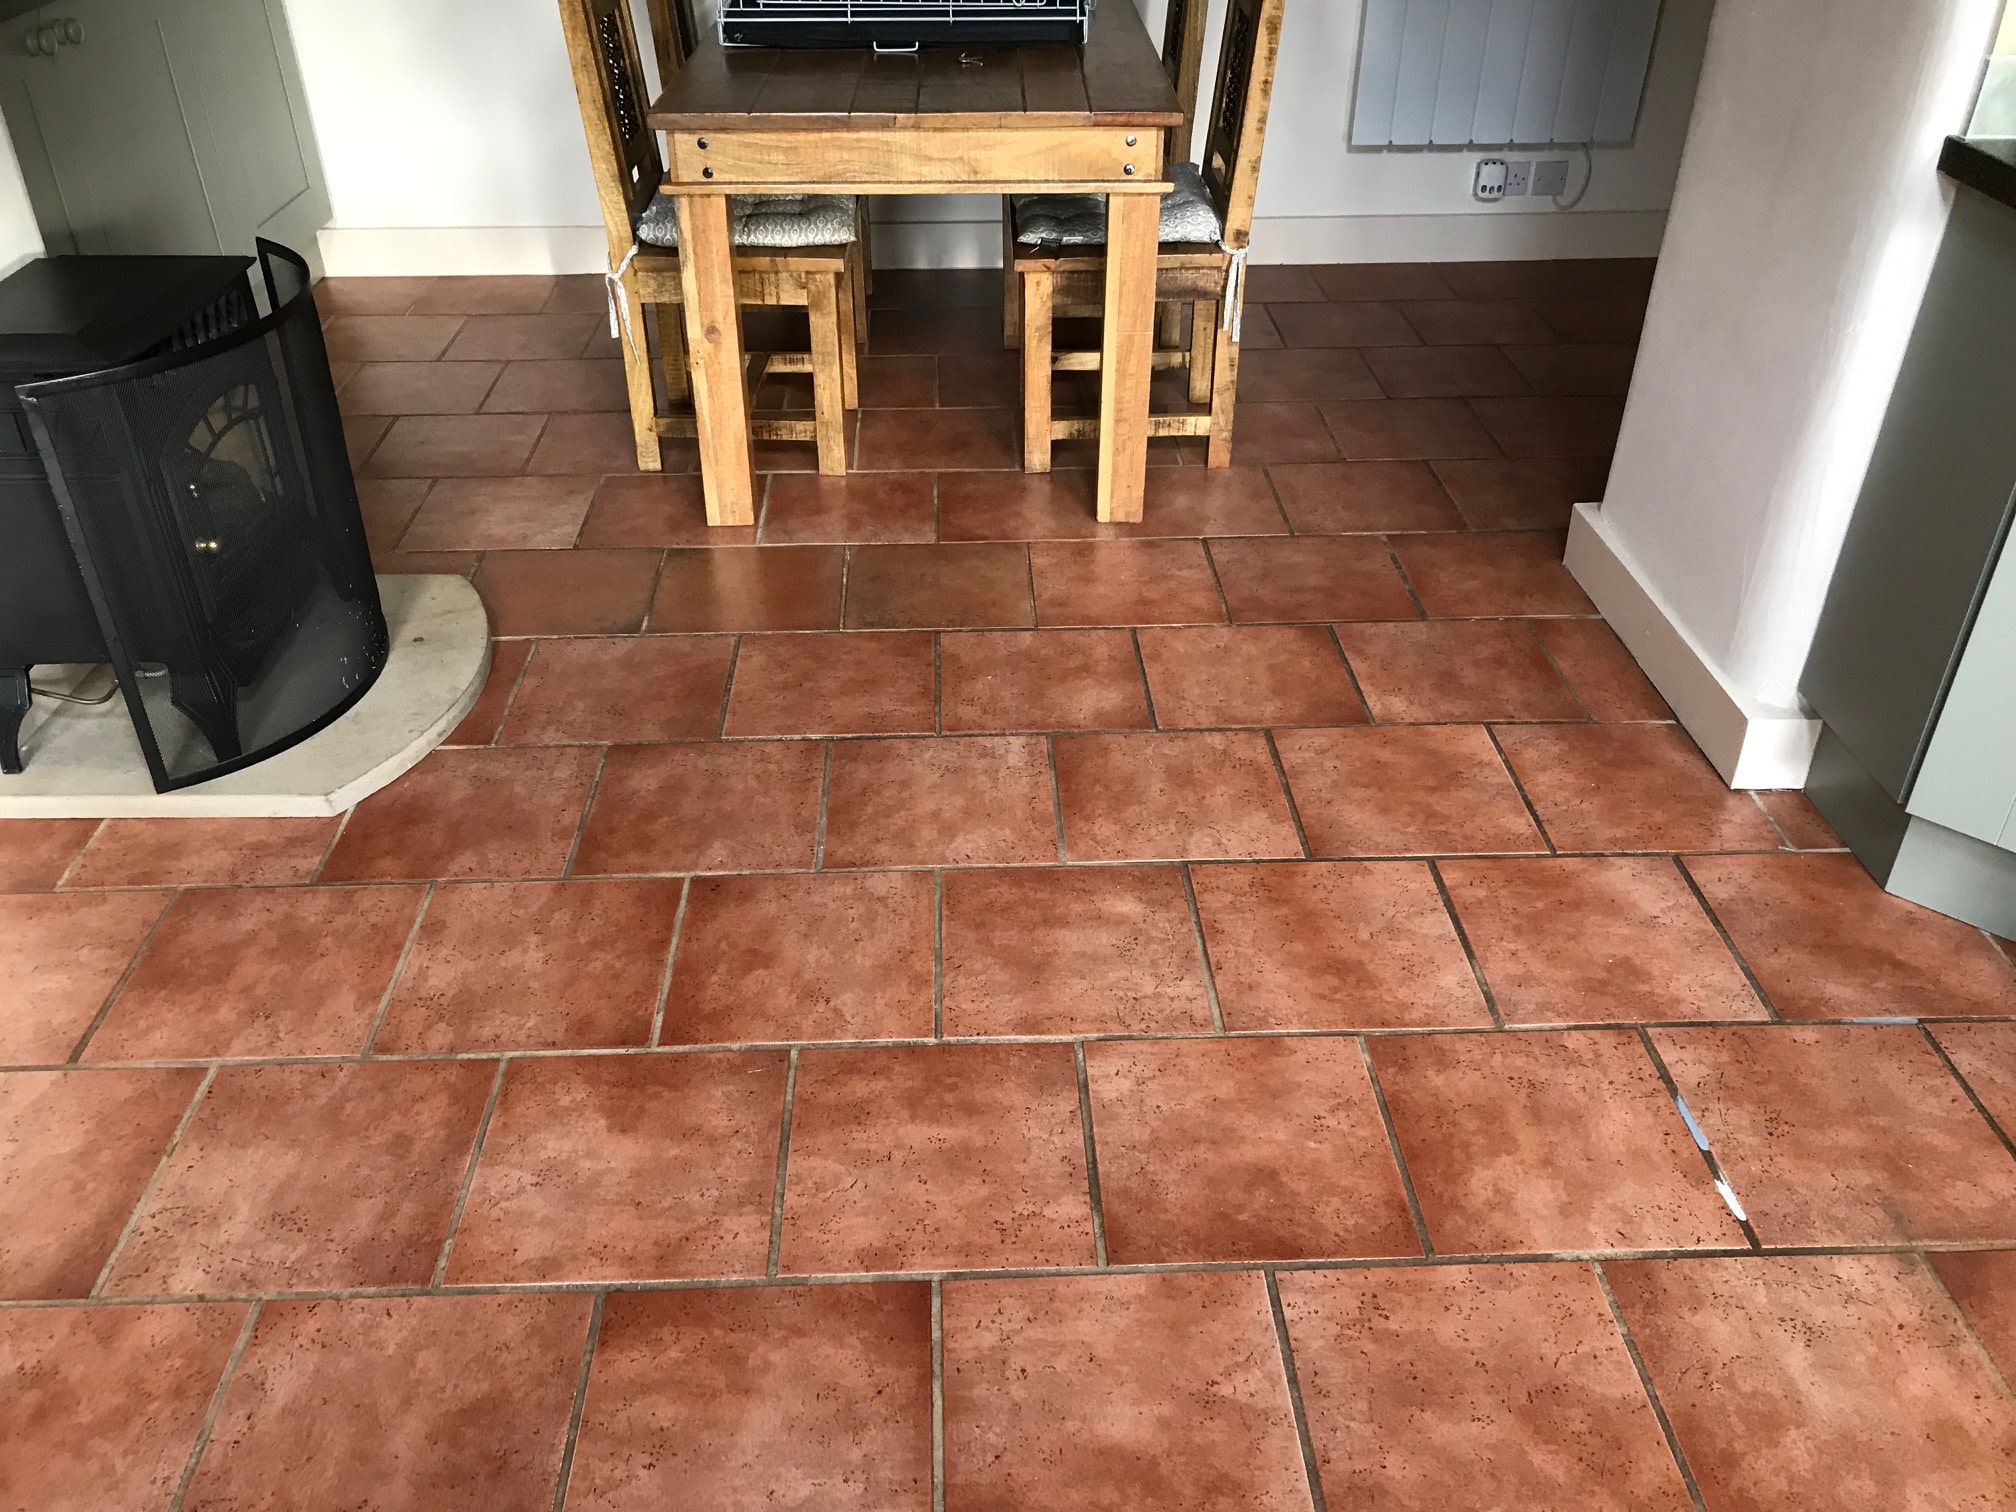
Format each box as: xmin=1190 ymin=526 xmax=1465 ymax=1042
xmin=605 ymin=242 xmax=642 ymax=355
xmin=1219 ymin=243 xmax=1249 ymax=344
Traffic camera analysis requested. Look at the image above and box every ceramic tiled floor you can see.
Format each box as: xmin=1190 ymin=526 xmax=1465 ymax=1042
xmin=5 ymin=263 xmax=2016 ymax=1509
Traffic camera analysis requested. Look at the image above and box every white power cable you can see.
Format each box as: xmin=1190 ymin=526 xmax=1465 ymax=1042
xmin=1553 ymin=141 xmax=1595 ymax=211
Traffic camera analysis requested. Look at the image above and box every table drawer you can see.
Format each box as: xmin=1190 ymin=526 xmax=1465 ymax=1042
xmin=665 ymin=127 xmax=1162 ymax=190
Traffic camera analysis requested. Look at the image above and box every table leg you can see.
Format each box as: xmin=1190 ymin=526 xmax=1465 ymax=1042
xmin=675 ymin=192 xmax=756 ymax=528
xmin=1096 ymin=192 xmax=1161 ymax=525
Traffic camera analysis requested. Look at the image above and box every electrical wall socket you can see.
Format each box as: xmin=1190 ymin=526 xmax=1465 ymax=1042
xmin=1504 ymin=160 xmax=1533 ymax=197
xmin=1533 ymin=158 xmax=1573 ymax=197
xmin=1473 ymin=158 xmax=1508 ymax=202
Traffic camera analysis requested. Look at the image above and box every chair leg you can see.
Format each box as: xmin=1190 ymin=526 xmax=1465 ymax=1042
xmin=658 ymin=300 xmax=691 ymax=405
xmin=837 ymin=263 xmax=861 ymax=411
xmin=856 ymin=199 xmax=875 ymax=295
xmin=1002 ymin=211 xmax=1022 ymax=350
xmin=1207 ymin=301 xmax=1243 ymax=470
xmin=616 ymin=274 xmax=662 ymax=470
xmin=1021 ymin=269 xmax=1053 ymax=473
xmin=848 ymin=236 xmax=870 ymax=346
xmin=1189 ymin=299 xmax=1217 ymax=407
xmin=1156 ymin=300 xmax=1184 ymax=351
xmin=808 ymin=272 xmax=849 ymax=477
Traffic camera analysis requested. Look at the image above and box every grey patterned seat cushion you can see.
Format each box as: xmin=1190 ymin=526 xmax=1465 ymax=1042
xmin=635 ymin=190 xmax=859 ymax=250
xmin=1013 ymin=162 xmax=1223 ymax=248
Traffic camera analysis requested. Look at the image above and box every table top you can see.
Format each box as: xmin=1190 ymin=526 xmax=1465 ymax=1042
xmin=647 ymin=3 xmax=1183 ymax=132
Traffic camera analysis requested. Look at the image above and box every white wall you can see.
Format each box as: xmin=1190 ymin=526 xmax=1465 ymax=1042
xmin=280 ymin=0 xmax=1713 ymax=275
xmin=0 ymin=115 xmax=43 ymax=278
xmin=1567 ymin=0 xmax=2004 ymax=788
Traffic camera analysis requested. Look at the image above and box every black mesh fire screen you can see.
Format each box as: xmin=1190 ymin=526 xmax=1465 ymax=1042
xmin=17 ymin=241 xmax=387 ymax=792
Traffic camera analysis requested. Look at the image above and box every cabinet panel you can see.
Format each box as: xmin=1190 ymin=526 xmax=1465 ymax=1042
xmin=1909 ymin=528 xmax=2016 ymax=853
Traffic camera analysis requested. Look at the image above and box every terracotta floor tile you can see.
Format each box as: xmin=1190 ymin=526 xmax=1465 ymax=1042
xmin=572 ymin=741 xmax=824 ymax=875
xmin=1267 ymin=460 xmax=1465 ymax=534
xmin=1399 ymin=298 xmax=1558 ymax=345
xmin=0 ymin=1303 xmax=247 ymax=1511
xmin=65 ymin=818 xmax=339 ymax=889
xmin=1498 ymin=724 xmax=1783 ymax=853
xmin=1364 ymin=344 xmax=1533 ymax=399
xmin=1337 ymin=619 xmax=1583 ymax=722
xmin=499 ymin=634 xmax=733 ymax=744
xmin=342 ymin=412 xmax=391 ymax=470
xmin=1757 ymin=790 xmax=1842 ymax=849
xmin=1370 ymin=1029 xmax=1744 ymax=1253
xmin=358 ymin=478 xmax=432 ymax=554
xmin=1239 ymin=347 xmax=1384 ymax=403
xmin=371 ymin=547 xmax=478 ymax=577
xmin=858 ymin=352 xmax=940 ymax=405
xmin=322 ymin=314 xmax=464 ymax=364
xmin=822 ymin=736 xmax=1056 ymax=867
xmin=1227 ymin=401 xmax=1344 ymax=465
xmin=1087 ymin=1037 xmax=1419 ymax=1263
xmin=1390 ymin=529 xmax=1593 ymax=616
xmin=398 ymin=475 xmax=596 ymax=551
xmin=86 ymin=886 xmax=424 ymax=1062
xmin=480 ymin=357 xmax=627 ymax=413
xmin=1932 ymin=1250 xmax=2016 ymax=1383
xmin=1530 ymin=617 xmax=1672 ymax=719
xmin=443 ymin=639 xmax=532 ymax=745
xmin=1122 ymin=466 xmax=1290 ymax=536
xmin=568 ymin=1285 xmax=932 ymax=1512
xmin=940 ymin=865 xmax=1210 ymax=1036
xmin=1607 ymin=1254 xmax=2016 ymax=1510
xmin=473 ymin=548 xmax=661 ymax=635
xmin=576 ymin=474 xmax=741 ymax=547
xmin=652 ymin=544 xmax=844 ymax=631
xmin=1442 ymin=857 xmax=1762 ymax=1025
xmin=1054 ymin=731 xmax=1302 ymax=862
xmin=1030 ymin=539 xmax=1225 ymax=626
xmin=1313 ymin=262 xmax=1456 ymax=300
xmin=1138 ymin=624 xmax=1366 ymax=727
xmin=1653 ymin=1024 xmax=2016 ymax=1245
xmin=1531 ymin=295 xmax=1652 ymax=344
xmin=317 ymin=276 xmax=432 ymax=317
xmin=182 ymin=1294 xmax=588 ymax=1511
xmin=941 ymin=1271 xmax=1310 ymax=1509
xmin=939 ymin=628 xmax=1152 ymax=732
xmin=1320 ymin=398 xmax=1500 ymax=461
xmin=0 ymin=818 xmax=99 ymax=889
xmin=409 ymin=274 xmax=557 ymax=315
xmin=338 ymin=360 xmax=501 ymax=415
xmin=0 ymin=1069 xmax=200 ymax=1298
xmin=1192 ymin=861 xmax=1488 ymax=1030
xmin=528 ymin=412 xmax=672 ymax=475
xmin=373 ymin=880 xmax=680 ymax=1053
xmin=1274 ymin=726 xmax=1545 ymax=858
xmin=1472 ymin=396 xmax=1626 ymax=458
xmin=360 ymin=413 xmax=544 ymax=477
xmin=1931 ymin=1023 xmax=2016 ymax=1133
xmin=1432 ymin=456 xmax=1609 ymax=530
xmin=183 ymin=1290 xmax=584 ymax=1512
xmin=440 ymin=311 xmax=599 ymax=361
xmin=106 ymin=1059 xmax=494 ymax=1294
xmin=936 ymin=470 xmax=1105 ymax=542
xmin=856 ymin=408 xmax=1017 ymax=470
xmin=724 ymin=631 xmax=935 ymax=737
xmin=1209 ymin=535 xmax=1420 ymax=624
xmin=1504 ymin=342 xmax=1640 ymax=397
xmin=1272 ymin=300 xmax=1421 ymax=346
xmin=1691 ymin=853 xmax=2016 ymax=1020
xmin=541 ymin=273 xmax=609 ymax=312
xmin=780 ymin=1043 xmax=1091 ymax=1272
xmin=446 ymin=1053 xmax=783 ymax=1283
xmin=0 ymin=891 xmax=172 ymax=1063
xmin=663 ymin=872 xmax=934 ymax=1043
xmin=841 ymin=542 xmax=1035 ymax=630
xmin=868 ymin=304 xmax=1005 ymax=356
xmin=321 ymin=746 xmax=599 ymax=882
xmin=1280 ymin=1264 xmax=1693 ymax=1511
xmin=760 ymin=473 xmax=938 ymax=544
xmin=1440 ymin=258 xmax=1655 ymax=301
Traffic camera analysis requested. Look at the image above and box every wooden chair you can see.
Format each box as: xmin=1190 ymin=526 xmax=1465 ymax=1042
xmin=1002 ymin=0 xmax=1209 ymax=350
xmin=1014 ymin=0 xmax=1283 ymax=472
xmin=560 ymin=0 xmax=859 ymax=477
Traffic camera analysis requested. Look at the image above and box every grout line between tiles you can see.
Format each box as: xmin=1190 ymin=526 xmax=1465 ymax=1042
xmin=813 ymin=742 xmax=835 ymax=870
xmin=1521 ymin=616 xmax=1596 ymax=722
xmin=1178 ymin=862 xmax=1228 ymax=1034
xmin=1920 ymin=1023 xmax=2016 ymax=1162
xmin=932 ymin=631 xmax=944 ymax=734
xmin=1355 ymin=1036 xmax=1435 ymax=1259
xmin=1265 ymin=1271 xmax=1330 ymax=1512
xmin=360 ymin=882 xmax=437 ymax=1055
xmin=432 ymin=1057 xmax=511 ymax=1286
xmin=91 ymin=1064 xmax=218 ymax=1297
xmin=932 ymin=872 xmax=946 ymax=1040
xmin=49 ymin=817 xmax=109 ymax=892
xmin=1481 ymin=723 xmax=1557 ymax=855
xmin=767 ymin=1048 xmax=800 ymax=1278
xmin=1917 ymin=1248 xmax=2016 ymax=1411
xmin=1126 ymin=628 xmax=1162 ymax=728
xmin=1045 ymin=735 xmax=1069 ymax=862
xmin=1074 ymin=1041 xmax=1109 ymax=1267
xmin=1322 ymin=623 xmax=1378 ymax=725
xmin=1426 ymin=860 xmax=1504 ymax=1029
xmin=714 ymin=635 xmax=743 ymax=739
xmin=486 ymin=636 xmax=541 ymax=747
xmin=165 ymin=1299 xmax=263 ymax=1512
xmin=1671 ymin=856 xmax=1779 ymax=1022
xmin=560 ymin=746 xmax=611 ymax=880
xmin=65 ymin=889 xmax=182 ymax=1064
xmin=1261 ymin=730 xmax=1315 ymax=861
xmin=550 ymin=1291 xmax=606 ymax=1512
xmin=1634 ymin=1028 xmax=1761 ymax=1249
xmin=1593 ymin=1261 xmax=1709 ymax=1512
xmin=931 ymin=1278 xmax=946 ymax=1512
xmin=648 ymin=877 xmax=691 ymax=1049
xmin=1377 ymin=534 xmax=1431 ymax=621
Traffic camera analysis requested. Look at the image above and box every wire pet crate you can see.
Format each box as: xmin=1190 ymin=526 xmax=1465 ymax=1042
xmin=720 ymin=0 xmax=1096 ymax=49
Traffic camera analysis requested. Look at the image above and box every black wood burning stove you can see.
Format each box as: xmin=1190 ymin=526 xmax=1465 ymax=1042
xmin=0 ymin=243 xmax=388 ymax=791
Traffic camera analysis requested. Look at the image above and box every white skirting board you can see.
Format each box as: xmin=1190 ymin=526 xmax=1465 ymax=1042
xmin=317 ymin=210 xmax=1668 ymax=277
xmin=1564 ymin=502 xmax=1822 ymax=790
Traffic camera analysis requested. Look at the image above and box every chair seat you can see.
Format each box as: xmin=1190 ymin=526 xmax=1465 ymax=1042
xmin=637 ymin=190 xmax=860 ymax=250
xmin=1013 ymin=162 xmax=1223 ymax=249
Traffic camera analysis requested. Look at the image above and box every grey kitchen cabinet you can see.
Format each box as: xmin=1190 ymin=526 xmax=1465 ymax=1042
xmin=0 ymin=0 xmax=328 ymax=266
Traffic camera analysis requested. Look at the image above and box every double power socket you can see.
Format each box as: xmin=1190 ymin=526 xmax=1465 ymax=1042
xmin=1474 ymin=157 xmax=1571 ymax=202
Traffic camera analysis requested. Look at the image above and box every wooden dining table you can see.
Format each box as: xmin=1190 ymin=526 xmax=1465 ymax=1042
xmin=646 ymin=4 xmax=1183 ymax=528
